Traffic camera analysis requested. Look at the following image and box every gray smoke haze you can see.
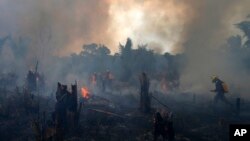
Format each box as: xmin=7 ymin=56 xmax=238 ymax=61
xmin=0 ymin=0 xmax=248 ymax=55
xmin=0 ymin=0 xmax=250 ymax=97
xmin=179 ymin=0 xmax=250 ymax=98
xmin=0 ymin=0 xmax=197 ymax=55
xmin=0 ymin=0 xmax=112 ymax=87
xmin=0 ymin=0 xmax=111 ymax=56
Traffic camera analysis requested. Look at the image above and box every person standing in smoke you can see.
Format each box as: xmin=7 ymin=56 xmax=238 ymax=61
xmin=210 ymin=76 xmax=231 ymax=106
xmin=90 ymin=72 xmax=97 ymax=91
xmin=139 ymin=72 xmax=151 ymax=113
xmin=105 ymin=70 xmax=114 ymax=91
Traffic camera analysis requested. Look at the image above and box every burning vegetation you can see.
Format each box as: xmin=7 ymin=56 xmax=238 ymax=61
xmin=81 ymin=87 xmax=90 ymax=99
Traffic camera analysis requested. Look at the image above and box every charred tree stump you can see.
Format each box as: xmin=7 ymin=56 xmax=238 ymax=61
xmin=54 ymin=82 xmax=81 ymax=136
xmin=139 ymin=72 xmax=151 ymax=113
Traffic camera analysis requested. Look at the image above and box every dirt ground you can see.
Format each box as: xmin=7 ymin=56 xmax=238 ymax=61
xmin=0 ymin=89 xmax=249 ymax=141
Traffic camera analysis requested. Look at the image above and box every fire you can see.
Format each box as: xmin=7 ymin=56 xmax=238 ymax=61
xmin=81 ymin=87 xmax=90 ymax=99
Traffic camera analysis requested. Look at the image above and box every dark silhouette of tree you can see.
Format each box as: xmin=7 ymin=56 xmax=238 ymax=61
xmin=66 ymin=38 xmax=182 ymax=86
xmin=119 ymin=38 xmax=133 ymax=81
xmin=237 ymin=20 xmax=250 ymax=48
xmin=133 ymin=45 xmax=155 ymax=74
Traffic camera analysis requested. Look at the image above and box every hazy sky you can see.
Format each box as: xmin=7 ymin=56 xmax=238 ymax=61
xmin=1 ymin=0 xmax=250 ymax=97
xmin=0 ymin=0 xmax=249 ymax=56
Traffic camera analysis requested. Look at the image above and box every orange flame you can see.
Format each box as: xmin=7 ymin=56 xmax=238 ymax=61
xmin=81 ymin=87 xmax=90 ymax=99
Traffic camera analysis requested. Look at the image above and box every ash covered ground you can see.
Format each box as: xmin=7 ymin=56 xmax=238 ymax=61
xmin=0 ymin=83 xmax=250 ymax=141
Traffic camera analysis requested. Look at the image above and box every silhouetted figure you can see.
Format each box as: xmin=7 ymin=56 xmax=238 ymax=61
xmin=105 ymin=70 xmax=113 ymax=90
xmin=90 ymin=73 xmax=97 ymax=86
xmin=210 ymin=76 xmax=231 ymax=106
xmin=139 ymin=72 xmax=151 ymax=113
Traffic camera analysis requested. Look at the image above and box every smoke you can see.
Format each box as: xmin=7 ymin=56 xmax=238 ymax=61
xmin=0 ymin=0 xmax=249 ymax=54
xmin=0 ymin=0 xmax=240 ymax=52
xmin=108 ymin=0 xmax=191 ymax=53
xmin=179 ymin=0 xmax=250 ymax=97
xmin=0 ymin=0 xmax=250 ymax=97
xmin=0 ymin=0 xmax=112 ymax=56
xmin=0 ymin=0 xmax=193 ymax=56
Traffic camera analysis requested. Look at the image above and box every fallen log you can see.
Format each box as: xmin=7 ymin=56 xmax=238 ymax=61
xmin=87 ymin=108 xmax=126 ymax=119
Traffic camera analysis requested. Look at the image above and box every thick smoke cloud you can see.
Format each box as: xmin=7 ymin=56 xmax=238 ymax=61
xmin=0 ymin=0 xmax=111 ymax=56
xmin=0 ymin=0 xmax=249 ymax=54
xmin=0 ymin=0 xmax=192 ymax=55
xmin=0 ymin=0 xmax=250 ymax=97
xmin=108 ymin=0 xmax=190 ymax=53
xmin=179 ymin=0 xmax=250 ymax=97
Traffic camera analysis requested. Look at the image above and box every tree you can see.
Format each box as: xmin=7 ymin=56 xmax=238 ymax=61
xmin=119 ymin=38 xmax=133 ymax=81
xmin=236 ymin=21 xmax=250 ymax=48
